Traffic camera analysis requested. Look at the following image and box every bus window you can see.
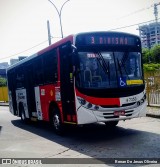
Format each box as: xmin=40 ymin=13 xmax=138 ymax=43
xmin=34 ymin=58 xmax=44 ymax=85
xmin=15 ymin=66 xmax=25 ymax=88
xmin=43 ymin=50 xmax=58 ymax=84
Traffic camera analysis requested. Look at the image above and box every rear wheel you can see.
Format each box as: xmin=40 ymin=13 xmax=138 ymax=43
xmin=20 ymin=105 xmax=28 ymax=123
xmin=105 ymin=121 xmax=119 ymax=128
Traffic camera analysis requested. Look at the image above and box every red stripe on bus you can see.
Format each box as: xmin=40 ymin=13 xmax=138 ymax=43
xmin=76 ymin=89 xmax=120 ymax=106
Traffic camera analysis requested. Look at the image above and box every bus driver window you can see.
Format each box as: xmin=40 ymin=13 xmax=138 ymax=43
xmin=92 ymin=59 xmax=102 ymax=83
xmin=84 ymin=60 xmax=92 ymax=84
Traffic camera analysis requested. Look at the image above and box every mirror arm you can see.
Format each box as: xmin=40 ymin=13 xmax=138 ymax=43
xmin=71 ymin=44 xmax=77 ymax=53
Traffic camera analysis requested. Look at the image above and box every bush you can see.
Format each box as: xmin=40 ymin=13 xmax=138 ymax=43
xmin=143 ymin=63 xmax=160 ymax=72
xmin=0 ymin=77 xmax=7 ymax=87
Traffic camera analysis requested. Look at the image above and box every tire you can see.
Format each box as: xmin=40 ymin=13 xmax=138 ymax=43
xmin=50 ymin=108 xmax=64 ymax=135
xmin=20 ymin=105 xmax=29 ymax=123
xmin=105 ymin=121 xmax=119 ymax=128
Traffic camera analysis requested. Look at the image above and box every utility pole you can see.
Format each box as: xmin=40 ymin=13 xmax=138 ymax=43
xmin=47 ymin=20 xmax=52 ymax=45
xmin=153 ymin=3 xmax=160 ymax=22
xmin=153 ymin=3 xmax=160 ymax=45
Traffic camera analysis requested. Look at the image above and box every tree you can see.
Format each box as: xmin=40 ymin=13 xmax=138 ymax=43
xmin=0 ymin=77 xmax=7 ymax=86
xmin=142 ymin=48 xmax=150 ymax=63
xmin=150 ymin=44 xmax=160 ymax=63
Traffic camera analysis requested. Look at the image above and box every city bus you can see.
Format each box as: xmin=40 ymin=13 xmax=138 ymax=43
xmin=7 ymin=31 xmax=147 ymax=134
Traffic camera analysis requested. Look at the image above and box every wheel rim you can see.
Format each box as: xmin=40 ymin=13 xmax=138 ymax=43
xmin=53 ymin=114 xmax=60 ymax=130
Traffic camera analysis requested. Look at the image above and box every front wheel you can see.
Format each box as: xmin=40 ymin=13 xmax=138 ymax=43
xmin=105 ymin=121 xmax=119 ymax=128
xmin=50 ymin=108 xmax=64 ymax=135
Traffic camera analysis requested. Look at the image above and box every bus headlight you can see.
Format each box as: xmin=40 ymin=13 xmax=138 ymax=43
xmin=94 ymin=105 xmax=99 ymax=110
xmin=137 ymin=94 xmax=146 ymax=106
xmin=77 ymin=97 xmax=100 ymax=110
xmin=77 ymin=97 xmax=86 ymax=105
xmin=87 ymin=103 xmax=92 ymax=109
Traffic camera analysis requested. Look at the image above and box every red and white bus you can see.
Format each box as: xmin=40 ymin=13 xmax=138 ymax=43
xmin=7 ymin=31 xmax=147 ymax=133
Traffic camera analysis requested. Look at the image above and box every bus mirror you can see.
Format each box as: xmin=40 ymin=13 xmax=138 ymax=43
xmin=71 ymin=45 xmax=77 ymax=66
xmin=71 ymin=44 xmax=77 ymax=53
xmin=60 ymin=42 xmax=73 ymax=54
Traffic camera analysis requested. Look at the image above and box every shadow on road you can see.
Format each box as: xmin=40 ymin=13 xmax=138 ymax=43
xmin=11 ymin=119 xmax=135 ymax=142
xmin=11 ymin=119 xmax=160 ymax=165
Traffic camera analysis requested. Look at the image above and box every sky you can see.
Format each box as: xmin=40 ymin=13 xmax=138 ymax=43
xmin=0 ymin=0 xmax=160 ymax=64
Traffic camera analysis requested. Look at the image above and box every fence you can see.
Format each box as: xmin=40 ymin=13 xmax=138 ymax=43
xmin=0 ymin=87 xmax=8 ymax=102
xmin=144 ymin=71 xmax=160 ymax=106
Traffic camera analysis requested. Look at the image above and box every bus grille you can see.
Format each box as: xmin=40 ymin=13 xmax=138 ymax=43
xmin=103 ymin=110 xmax=134 ymax=119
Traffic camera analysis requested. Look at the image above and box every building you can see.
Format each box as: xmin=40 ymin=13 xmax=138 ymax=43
xmin=10 ymin=56 xmax=27 ymax=65
xmin=0 ymin=69 xmax=7 ymax=78
xmin=0 ymin=62 xmax=9 ymax=69
xmin=139 ymin=21 xmax=160 ymax=48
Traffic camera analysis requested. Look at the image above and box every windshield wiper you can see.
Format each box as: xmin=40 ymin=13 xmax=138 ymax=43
xmin=117 ymin=58 xmax=123 ymax=78
xmin=96 ymin=52 xmax=111 ymax=85
xmin=117 ymin=52 xmax=130 ymax=80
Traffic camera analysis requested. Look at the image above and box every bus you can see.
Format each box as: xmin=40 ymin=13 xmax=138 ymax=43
xmin=7 ymin=31 xmax=147 ymax=134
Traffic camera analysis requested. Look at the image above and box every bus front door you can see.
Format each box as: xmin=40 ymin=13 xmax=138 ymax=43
xmin=60 ymin=44 xmax=76 ymax=123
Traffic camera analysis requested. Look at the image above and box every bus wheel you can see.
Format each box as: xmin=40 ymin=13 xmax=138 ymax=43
xmin=105 ymin=121 xmax=119 ymax=128
xmin=20 ymin=106 xmax=28 ymax=123
xmin=51 ymin=108 xmax=64 ymax=135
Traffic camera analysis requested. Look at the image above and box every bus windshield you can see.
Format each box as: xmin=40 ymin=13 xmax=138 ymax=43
xmin=75 ymin=51 xmax=142 ymax=89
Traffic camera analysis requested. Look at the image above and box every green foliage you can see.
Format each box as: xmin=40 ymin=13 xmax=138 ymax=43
xmin=142 ymin=48 xmax=150 ymax=63
xmin=142 ymin=44 xmax=160 ymax=63
xmin=0 ymin=77 xmax=7 ymax=86
xmin=143 ymin=63 xmax=160 ymax=72
xmin=142 ymin=44 xmax=160 ymax=71
xmin=150 ymin=45 xmax=160 ymax=63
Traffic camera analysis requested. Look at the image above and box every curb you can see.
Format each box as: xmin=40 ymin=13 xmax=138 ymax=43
xmin=0 ymin=103 xmax=9 ymax=106
xmin=146 ymin=113 xmax=160 ymax=119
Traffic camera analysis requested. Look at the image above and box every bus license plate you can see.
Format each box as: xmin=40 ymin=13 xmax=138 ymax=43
xmin=114 ymin=111 xmax=125 ymax=116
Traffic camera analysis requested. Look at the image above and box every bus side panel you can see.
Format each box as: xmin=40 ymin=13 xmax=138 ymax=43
xmin=16 ymin=89 xmax=29 ymax=118
xmin=8 ymin=90 xmax=15 ymax=115
xmin=38 ymin=85 xmax=56 ymax=121
xmin=7 ymin=70 xmax=18 ymax=116
xmin=34 ymin=86 xmax=43 ymax=120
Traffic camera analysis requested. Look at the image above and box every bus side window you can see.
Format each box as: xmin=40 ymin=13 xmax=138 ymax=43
xmin=7 ymin=71 xmax=14 ymax=90
xmin=34 ymin=58 xmax=44 ymax=85
xmin=43 ymin=49 xmax=58 ymax=84
xmin=15 ymin=66 xmax=25 ymax=88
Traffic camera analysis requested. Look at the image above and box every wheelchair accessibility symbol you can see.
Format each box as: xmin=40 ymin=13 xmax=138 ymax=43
xmin=119 ymin=77 xmax=126 ymax=87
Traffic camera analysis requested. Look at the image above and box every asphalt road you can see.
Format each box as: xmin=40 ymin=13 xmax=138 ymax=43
xmin=0 ymin=106 xmax=160 ymax=167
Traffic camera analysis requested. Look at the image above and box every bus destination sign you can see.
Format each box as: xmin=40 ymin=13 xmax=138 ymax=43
xmin=85 ymin=35 xmax=137 ymax=46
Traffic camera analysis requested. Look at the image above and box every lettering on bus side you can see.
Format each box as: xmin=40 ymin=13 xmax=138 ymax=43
xmin=17 ymin=92 xmax=25 ymax=100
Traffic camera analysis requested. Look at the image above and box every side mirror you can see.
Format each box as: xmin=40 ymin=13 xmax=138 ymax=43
xmin=71 ymin=44 xmax=77 ymax=53
xmin=71 ymin=45 xmax=77 ymax=66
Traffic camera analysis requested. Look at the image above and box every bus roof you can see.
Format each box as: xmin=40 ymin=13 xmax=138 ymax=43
xmin=75 ymin=31 xmax=140 ymax=39
xmin=7 ymin=35 xmax=73 ymax=71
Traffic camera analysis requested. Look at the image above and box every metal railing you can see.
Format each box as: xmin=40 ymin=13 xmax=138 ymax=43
xmin=0 ymin=87 xmax=8 ymax=102
xmin=144 ymin=71 xmax=160 ymax=106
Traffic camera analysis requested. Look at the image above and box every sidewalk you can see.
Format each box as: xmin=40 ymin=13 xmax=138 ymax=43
xmin=146 ymin=106 xmax=160 ymax=119
xmin=0 ymin=102 xmax=159 ymax=118
xmin=0 ymin=102 xmax=9 ymax=106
